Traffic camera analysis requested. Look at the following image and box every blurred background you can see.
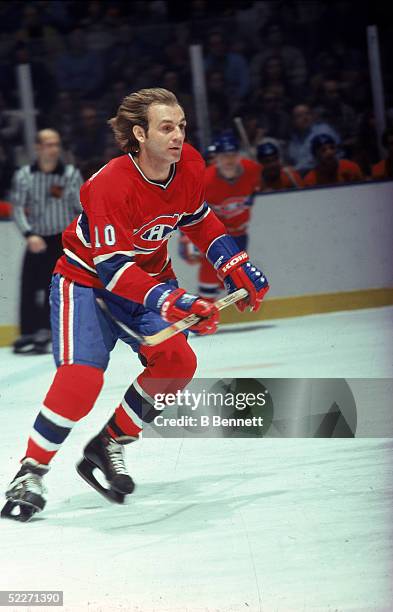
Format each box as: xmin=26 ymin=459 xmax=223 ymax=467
xmin=0 ymin=0 xmax=393 ymax=346
xmin=1 ymin=0 xmax=393 ymax=179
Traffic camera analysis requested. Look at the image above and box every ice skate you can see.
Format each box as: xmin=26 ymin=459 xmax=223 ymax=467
xmin=1 ymin=458 xmax=49 ymax=522
xmin=76 ymin=431 xmax=136 ymax=504
xmin=13 ymin=334 xmax=36 ymax=355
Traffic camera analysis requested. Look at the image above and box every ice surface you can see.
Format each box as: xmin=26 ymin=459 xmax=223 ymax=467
xmin=0 ymin=308 xmax=392 ymax=611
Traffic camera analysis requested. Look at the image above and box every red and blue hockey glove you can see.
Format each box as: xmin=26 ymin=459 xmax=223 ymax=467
xmin=145 ymin=285 xmax=219 ymax=335
xmin=206 ymin=235 xmax=269 ymax=312
xmin=178 ymin=234 xmax=202 ymax=264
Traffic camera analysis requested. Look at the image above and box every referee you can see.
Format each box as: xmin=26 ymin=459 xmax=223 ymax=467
xmin=11 ymin=129 xmax=82 ymax=354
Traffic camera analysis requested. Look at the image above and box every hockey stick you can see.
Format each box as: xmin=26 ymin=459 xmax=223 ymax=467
xmin=233 ymin=116 xmax=255 ymax=159
xmin=96 ymin=288 xmax=248 ymax=347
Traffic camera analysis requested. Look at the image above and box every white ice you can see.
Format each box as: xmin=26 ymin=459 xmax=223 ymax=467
xmin=0 ymin=307 xmax=392 ymax=611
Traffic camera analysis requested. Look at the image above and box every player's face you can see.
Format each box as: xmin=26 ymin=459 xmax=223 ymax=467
xmin=143 ymin=104 xmax=186 ymax=164
xmin=216 ymin=152 xmax=241 ymax=179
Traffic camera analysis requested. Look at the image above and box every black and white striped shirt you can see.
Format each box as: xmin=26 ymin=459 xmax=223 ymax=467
xmin=11 ymin=161 xmax=83 ymax=237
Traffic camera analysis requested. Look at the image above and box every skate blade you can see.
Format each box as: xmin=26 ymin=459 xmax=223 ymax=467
xmin=76 ymin=458 xmax=125 ymax=504
xmin=1 ymin=500 xmax=38 ymax=522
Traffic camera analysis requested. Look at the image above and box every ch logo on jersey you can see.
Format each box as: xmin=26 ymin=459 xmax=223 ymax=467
xmin=141 ymin=224 xmax=174 ymax=241
xmin=137 ymin=214 xmax=180 ymax=242
xmin=213 ymin=196 xmax=248 ymax=219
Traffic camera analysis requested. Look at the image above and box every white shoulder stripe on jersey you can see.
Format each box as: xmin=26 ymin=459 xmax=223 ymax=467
xmin=182 ymin=201 xmax=206 ymax=217
xmin=180 ymin=207 xmax=210 ymax=228
xmin=75 ymin=214 xmax=91 ymax=247
xmin=93 ymin=250 xmax=135 ymax=265
xmin=106 ymin=261 xmax=135 ymax=291
xmin=64 ymin=248 xmax=97 ymax=274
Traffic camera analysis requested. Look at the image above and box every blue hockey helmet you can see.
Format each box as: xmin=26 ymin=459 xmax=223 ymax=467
xmin=256 ymin=142 xmax=279 ymax=161
xmin=214 ymin=133 xmax=240 ymax=153
xmin=311 ymin=133 xmax=336 ymax=157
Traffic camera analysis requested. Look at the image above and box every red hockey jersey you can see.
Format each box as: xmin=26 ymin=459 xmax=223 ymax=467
xmin=55 ymin=144 xmax=227 ymax=304
xmin=204 ymin=158 xmax=261 ymax=236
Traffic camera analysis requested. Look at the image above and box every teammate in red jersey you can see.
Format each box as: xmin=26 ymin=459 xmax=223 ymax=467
xmin=2 ymin=89 xmax=269 ymax=521
xmin=180 ymin=134 xmax=262 ymax=299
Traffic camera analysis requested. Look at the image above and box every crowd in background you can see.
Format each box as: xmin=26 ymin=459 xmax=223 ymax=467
xmin=1 ymin=0 xmax=393 ymax=201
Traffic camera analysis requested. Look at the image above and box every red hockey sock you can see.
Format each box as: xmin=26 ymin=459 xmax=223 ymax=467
xmin=25 ymin=364 xmax=104 ymax=465
xmin=105 ymin=404 xmax=142 ymax=440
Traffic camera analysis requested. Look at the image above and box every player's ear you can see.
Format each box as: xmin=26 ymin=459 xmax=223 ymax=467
xmin=133 ymin=125 xmax=145 ymax=144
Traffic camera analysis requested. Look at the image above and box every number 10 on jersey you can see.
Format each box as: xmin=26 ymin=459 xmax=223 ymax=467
xmin=94 ymin=225 xmax=116 ymax=247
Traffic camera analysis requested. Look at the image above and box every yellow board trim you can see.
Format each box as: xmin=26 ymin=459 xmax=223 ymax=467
xmin=0 ymin=325 xmax=19 ymax=347
xmin=1 ymin=288 xmax=393 ymax=346
xmin=220 ymin=287 xmax=393 ymax=325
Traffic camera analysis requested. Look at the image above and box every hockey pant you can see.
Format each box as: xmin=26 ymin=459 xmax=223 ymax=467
xmin=24 ymin=274 xmax=197 ymax=465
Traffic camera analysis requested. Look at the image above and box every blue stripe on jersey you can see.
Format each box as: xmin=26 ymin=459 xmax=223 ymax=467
xmin=95 ymin=254 xmax=135 ymax=287
xmin=34 ymin=413 xmax=71 ymax=444
xmin=78 ymin=212 xmax=91 ymax=244
xmin=65 ymin=254 xmax=98 ymax=275
xmin=178 ymin=202 xmax=209 ymax=228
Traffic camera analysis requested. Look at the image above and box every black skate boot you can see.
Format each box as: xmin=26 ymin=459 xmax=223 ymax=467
xmin=1 ymin=458 xmax=49 ymax=522
xmin=76 ymin=431 xmax=136 ymax=504
xmin=13 ymin=334 xmax=36 ymax=354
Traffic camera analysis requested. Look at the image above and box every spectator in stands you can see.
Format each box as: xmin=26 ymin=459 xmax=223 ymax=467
xmin=204 ymin=30 xmax=250 ymax=110
xmin=372 ymin=127 xmax=393 ymax=180
xmin=303 ymin=134 xmax=363 ymax=186
xmin=0 ymin=92 xmax=21 ymax=162
xmin=258 ymin=55 xmax=292 ymax=106
xmin=10 ymin=129 xmax=82 ymax=354
xmin=163 ymin=41 xmax=191 ymax=87
xmin=16 ymin=3 xmax=64 ymax=59
xmin=256 ymin=142 xmax=302 ymax=191
xmin=98 ymin=80 xmax=130 ymax=117
xmin=45 ymin=90 xmax=79 ymax=157
xmin=55 ymin=27 xmax=104 ymax=99
xmin=72 ymin=105 xmax=108 ymax=175
xmin=253 ymin=87 xmax=291 ymax=142
xmin=80 ymin=0 xmax=115 ymax=53
xmin=105 ymin=24 xmax=151 ymax=84
xmin=250 ymin=22 xmax=307 ymax=92
xmin=14 ymin=43 xmax=57 ymax=114
xmin=287 ymin=104 xmax=340 ymax=176
xmin=353 ymin=110 xmax=381 ymax=178
xmin=206 ymin=70 xmax=231 ymax=135
xmin=313 ymin=79 xmax=357 ymax=155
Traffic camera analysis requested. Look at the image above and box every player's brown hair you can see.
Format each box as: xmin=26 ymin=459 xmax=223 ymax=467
xmin=108 ymin=88 xmax=180 ymax=153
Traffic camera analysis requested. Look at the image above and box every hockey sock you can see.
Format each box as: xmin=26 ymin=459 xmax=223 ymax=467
xmin=105 ymin=407 xmax=142 ymax=441
xmin=105 ymin=336 xmax=198 ymax=438
xmin=24 ymin=364 xmax=104 ymax=465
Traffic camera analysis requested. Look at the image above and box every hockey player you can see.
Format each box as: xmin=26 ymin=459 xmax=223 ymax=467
xmin=2 ymin=89 xmax=269 ymax=521
xmin=256 ymin=142 xmax=303 ymax=191
xmin=180 ymin=133 xmax=262 ymax=299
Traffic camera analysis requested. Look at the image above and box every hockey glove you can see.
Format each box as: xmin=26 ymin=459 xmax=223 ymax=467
xmin=207 ymin=235 xmax=269 ymax=312
xmin=145 ymin=285 xmax=219 ymax=335
xmin=178 ymin=234 xmax=202 ymax=264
